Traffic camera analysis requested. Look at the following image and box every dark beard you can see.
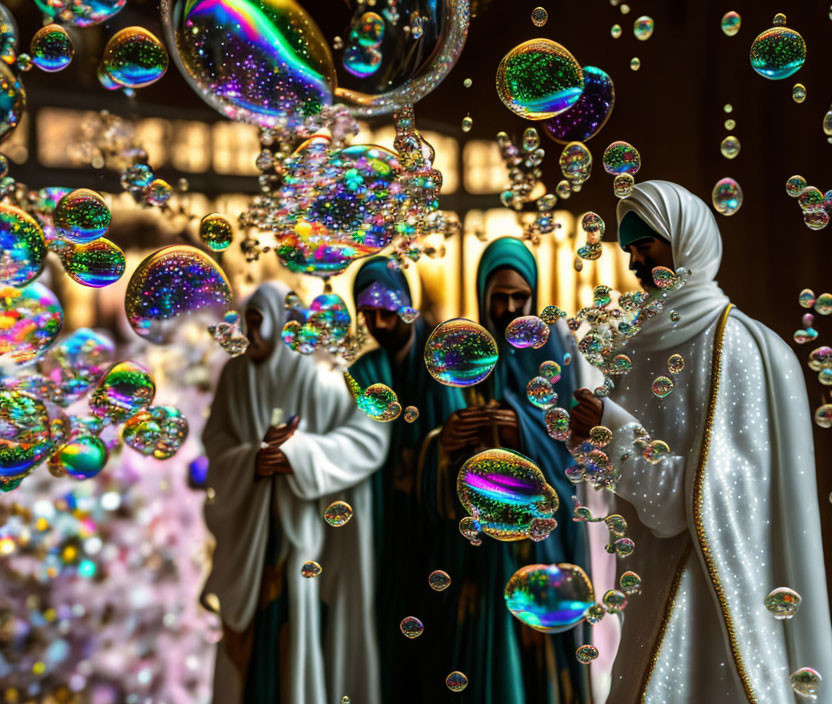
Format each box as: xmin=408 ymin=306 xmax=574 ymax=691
xmin=372 ymin=324 xmax=412 ymax=354
xmin=491 ymin=311 xmax=522 ymax=336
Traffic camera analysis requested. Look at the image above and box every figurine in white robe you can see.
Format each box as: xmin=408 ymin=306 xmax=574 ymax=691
xmin=200 ymin=281 xmax=389 ymax=704
xmin=571 ymin=181 xmax=832 ymax=703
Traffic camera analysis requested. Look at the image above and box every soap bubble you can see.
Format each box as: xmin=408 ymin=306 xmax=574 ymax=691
xmin=0 ymin=283 xmax=63 ymax=365
xmin=54 ymin=188 xmax=110 ymax=243
xmin=102 ymin=27 xmax=168 ymax=89
xmin=51 ymin=435 xmax=108 ymax=480
xmin=643 ymin=440 xmax=670 ymax=464
xmin=540 ymin=306 xmax=566 ymax=324
xmin=38 ymin=328 xmax=114 ymax=406
xmin=711 ymin=177 xmax=742 ymax=215
xmin=34 ymin=0 xmax=125 ymax=27
xmin=429 ymin=570 xmax=451 ymax=591
xmin=122 ymin=406 xmax=188 ymax=459
xmin=282 ymin=292 xmax=351 ymax=355
xmin=161 ymin=0 xmax=334 ymax=127
xmin=146 ymin=178 xmax=173 ymax=206
xmin=504 ymin=563 xmax=594 ymax=633
xmin=602 ymin=589 xmax=627 ymax=614
xmin=750 ymin=24 xmax=806 ymax=80
xmin=89 ymin=360 xmax=155 ymax=423
xmin=526 ymin=376 xmax=557 ymax=409
xmin=651 ymin=376 xmax=674 ymax=398
xmin=619 ymin=570 xmax=642 ymax=594
xmin=0 ymin=390 xmax=52 ymax=484
xmin=610 ymin=354 xmax=632 ymax=375
xmin=199 ymin=213 xmax=234 ymax=252
xmin=613 ymin=173 xmax=635 ymax=198
xmin=799 ymin=289 xmax=816 ymax=308
xmin=0 ymin=62 xmax=24 ymax=146
xmin=445 ymin=671 xmax=468 ymax=692
xmin=787 ymin=175 xmax=808 ymax=197
xmin=543 ymin=66 xmax=615 ymax=144
xmin=0 ymin=204 xmax=47 ymax=287
xmin=790 ymin=668 xmax=821 ymax=700
xmin=629 ymin=57 xmax=641 ymax=71
xmin=457 ymin=448 xmax=559 ymax=543
xmin=667 ymin=354 xmax=685 ymax=374
xmin=804 ymin=211 xmax=829 ymax=231
xmin=764 ymin=587 xmax=802 ymax=620
xmin=588 ymin=426 xmax=613 ymax=447
xmin=324 ymin=500 xmax=353 ymax=527
xmin=301 ymin=560 xmax=322 ymax=578
xmin=559 ymin=141 xmax=592 ymax=185
xmin=576 ymin=644 xmax=599 ymax=664
xmin=125 ymin=245 xmax=232 ymax=344
xmin=610 ymin=24 xmax=621 ymax=39
xmin=424 ymin=319 xmax=498 ymax=387
xmin=539 ymin=360 xmax=562 ymax=383
xmin=531 ymin=7 xmax=548 ymax=27
xmin=720 ymin=135 xmax=740 ymax=159
xmin=633 ymin=16 xmax=654 ymax=41
xmin=30 ymin=24 xmax=73 ymax=72
xmin=403 ymin=406 xmax=419 ymax=423
xmin=721 ymin=11 xmax=741 ymax=36
xmin=496 ymin=39 xmax=584 ymax=120
xmin=275 ymin=138 xmax=402 ymax=277
xmin=400 ymin=616 xmax=424 ymax=639
xmin=792 ymin=83 xmax=807 ymax=103
xmin=545 ymin=407 xmax=570 ymax=441
xmin=505 ymin=316 xmax=550 ymax=349
xmin=815 ymin=293 xmax=832 ymax=315
xmin=814 ymin=404 xmax=832 ymax=428
xmin=60 ymin=238 xmax=126 ymax=288
xmin=583 ymin=604 xmax=605 ymax=624
xmin=602 ymin=141 xmax=641 ymax=175
xmin=356 ymin=383 xmax=401 ymax=422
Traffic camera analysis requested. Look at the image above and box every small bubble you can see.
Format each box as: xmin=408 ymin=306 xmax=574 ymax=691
xmin=773 ymin=12 xmax=787 ymax=26
xmin=630 ymin=57 xmax=641 ymax=71
xmin=611 ymin=24 xmax=622 ymax=39
xmin=724 ymin=118 xmax=736 ymax=130
xmin=792 ymin=83 xmax=806 ymax=103
xmin=720 ymin=135 xmax=741 ymax=159
xmin=620 ymin=4 xmax=630 ymax=15
xmin=463 ymin=77 xmax=472 ymax=88
xmin=461 ymin=115 xmax=472 ymax=133
xmin=724 ymin=103 xmax=733 ymax=113
xmin=531 ymin=7 xmax=548 ymax=27
xmin=333 ymin=36 xmax=343 ymax=50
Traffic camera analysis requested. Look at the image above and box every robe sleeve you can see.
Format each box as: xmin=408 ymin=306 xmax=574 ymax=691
xmin=602 ymin=398 xmax=688 ymax=539
xmin=200 ymin=361 xmax=273 ymax=632
xmin=280 ymin=370 xmax=391 ymax=501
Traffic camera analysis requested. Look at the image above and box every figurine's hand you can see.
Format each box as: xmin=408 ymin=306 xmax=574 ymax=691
xmin=569 ymin=388 xmax=604 ymax=443
xmin=440 ymin=407 xmax=490 ymax=453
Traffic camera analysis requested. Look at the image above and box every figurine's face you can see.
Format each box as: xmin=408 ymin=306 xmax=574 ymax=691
xmin=488 ymin=268 xmax=532 ymax=332
xmin=244 ymin=308 xmax=274 ymax=363
xmin=627 ymin=238 xmax=675 ymax=290
xmin=360 ymin=306 xmax=413 ymax=354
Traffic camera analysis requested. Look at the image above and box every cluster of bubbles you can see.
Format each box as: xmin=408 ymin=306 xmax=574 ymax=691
xmin=793 ymin=289 xmax=832 ymax=428
xmin=504 ymin=562 xmax=594 ymax=633
xmin=577 ymin=211 xmax=605 ymax=262
xmin=282 ymin=290 xmax=357 ymax=358
xmin=785 ymin=175 xmax=832 ymax=231
xmin=750 ymin=14 xmax=806 ymax=81
xmin=345 ymin=371 xmax=402 ymax=422
xmin=602 ymin=141 xmax=641 ymax=198
xmin=208 ymin=310 xmax=249 ymax=357
xmin=424 ymin=318 xmax=498 ymax=387
xmin=456 ymin=448 xmax=559 ymax=545
xmin=572 ymin=498 xmax=636 ymax=560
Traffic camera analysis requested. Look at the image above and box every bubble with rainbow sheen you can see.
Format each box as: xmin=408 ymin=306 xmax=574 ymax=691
xmin=711 ymin=177 xmax=743 ymax=216
xmin=38 ymin=328 xmax=114 ymax=406
xmin=505 ymin=315 xmax=550 ymax=349
xmin=526 ymin=376 xmax=557 ymax=410
xmin=545 ymin=407 xmax=570 ymax=441
xmin=399 ymin=616 xmax=424 ymax=639
xmin=602 ymin=141 xmax=641 ymax=175
xmin=30 ymin=24 xmax=73 ymax=72
xmin=0 ymin=390 xmax=52 ymax=484
xmin=721 ymin=11 xmax=741 ymax=36
xmin=0 ymin=282 xmax=63 ymax=366
xmin=496 ymin=39 xmax=584 ymax=120
xmin=122 ymin=405 xmax=188 ymax=459
xmin=50 ymin=435 xmax=108 ymax=480
xmin=301 ymin=560 xmax=322 ymax=578
xmin=445 ymin=671 xmax=468 ymax=693
xmin=542 ymin=66 xmax=614 ymax=145
xmin=403 ymin=405 xmax=419 ymax=423
xmin=199 ymin=213 xmax=233 ymax=252
xmin=54 ymin=188 xmax=110 ymax=243
xmin=89 ymin=360 xmax=155 ymax=423
xmin=61 ymin=238 xmax=125 ymax=288
xmin=504 ymin=563 xmax=594 ymax=633
xmin=576 ymin=644 xmax=599 ymax=664
xmin=102 ymin=26 xmax=168 ymax=89
xmin=275 ymin=138 xmax=402 ymax=277
xmin=750 ymin=23 xmax=806 ymax=80
xmin=0 ymin=204 xmax=47 ymax=287
xmin=0 ymin=62 xmax=25 ymax=146
xmin=323 ymin=500 xmax=353 ymax=527
xmin=790 ymin=667 xmax=821 ymax=700
xmin=125 ymin=245 xmax=232 ymax=344
xmin=424 ymin=318 xmax=498 ymax=387
xmin=161 ymin=0 xmax=334 ymax=127
xmin=357 ymin=383 xmax=401 ymax=422
xmin=34 ymin=0 xmax=125 ymax=27
xmin=457 ymin=448 xmax=559 ymax=543
xmin=633 ymin=16 xmax=654 ymax=41
xmin=539 ymin=360 xmax=562 ymax=383
xmin=429 ymin=569 xmax=451 ymax=591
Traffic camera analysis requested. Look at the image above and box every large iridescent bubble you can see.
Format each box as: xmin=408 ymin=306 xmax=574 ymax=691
xmin=0 ymin=204 xmax=47 ymax=287
xmin=124 ymin=245 xmax=232 ymax=344
xmin=424 ymin=318 xmax=498 ymax=387
xmin=0 ymin=283 xmax=63 ymax=365
xmin=457 ymin=448 xmax=559 ymax=543
xmin=496 ymin=39 xmax=583 ymax=120
xmin=0 ymin=390 xmax=52 ymax=485
xmin=38 ymin=328 xmax=114 ymax=406
xmin=89 ymin=361 xmax=156 ymax=423
xmin=30 ymin=24 xmax=73 ymax=73
xmin=275 ymin=137 xmax=401 ymax=276
xmin=50 ymin=435 xmax=109 ymax=479
xmin=543 ymin=66 xmax=614 ymax=144
xmin=60 ymin=238 xmax=126 ymax=288
xmin=33 ymin=0 xmax=125 ymax=27
xmin=162 ymin=0 xmax=335 ymax=127
xmin=750 ymin=23 xmax=806 ymax=80
xmin=54 ymin=188 xmax=110 ymax=243
xmin=504 ymin=563 xmax=594 ymax=633
xmin=0 ymin=59 xmax=23 ymax=146
xmin=102 ymin=27 xmax=169 ymax=89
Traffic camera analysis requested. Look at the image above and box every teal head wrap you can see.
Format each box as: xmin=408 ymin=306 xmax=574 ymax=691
xmin=618 ymin=210 xmax=669 ymax=251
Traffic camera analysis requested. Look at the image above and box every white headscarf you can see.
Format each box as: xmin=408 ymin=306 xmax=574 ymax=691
xmin=617 ymin=180 xmax=730 ymax=351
